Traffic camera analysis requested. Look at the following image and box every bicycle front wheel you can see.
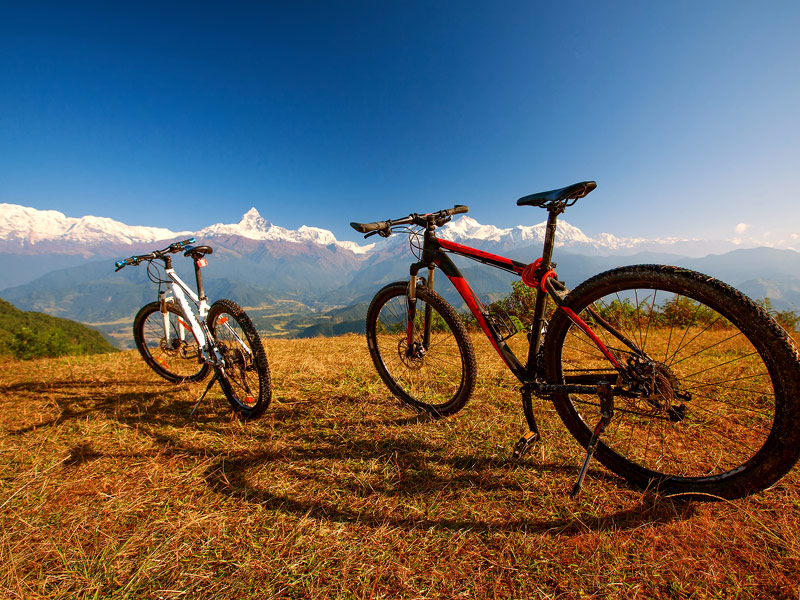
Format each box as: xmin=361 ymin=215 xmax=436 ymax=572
xmin=543 ymin=265 xmax=800 ymax=499
xmin=366 ymin=282 xmax=477 ymax=417
xmin=133 ymin=301 xmax=210 ymax=383
xmin=207 ymin=299 xmax=271 ymax=419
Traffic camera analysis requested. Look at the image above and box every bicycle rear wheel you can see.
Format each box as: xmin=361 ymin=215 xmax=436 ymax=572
xmin=207 ymin=299 xmax=271 ymax=419
xmin=133 ymin=301 xmax=210 ymax=383
xmin=365 ymin=281 xmax=477 ymax=416
xmin=543 ymin=265 xmax=800 ymax=499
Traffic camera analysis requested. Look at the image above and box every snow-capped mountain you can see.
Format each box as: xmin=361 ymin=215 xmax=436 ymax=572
xmin=438 ymin=216 xmax=593 ymax=250
xmin=0 ymin=203 xmax=372 ymax=256
xmin=3 ymin=202 xmax=799 ymax=345
xmin=198 ymin=208 xmax=374 ymax=254
xmin=0 ymin=201 xmax=741 ymax=260
xmin=0 ymin=204 xmax=752 ymax=270
xmin=0 ymin=203 xmax=189 ymax=251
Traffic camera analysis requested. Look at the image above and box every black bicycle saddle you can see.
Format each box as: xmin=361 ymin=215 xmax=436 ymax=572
xmin=184 ymin=245 xmax=213 ymax=258
xmin=517 ymin=181 xmax=597 ymax=207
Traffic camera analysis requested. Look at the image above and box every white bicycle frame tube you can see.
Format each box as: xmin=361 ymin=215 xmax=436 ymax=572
xmin=156 ymin=264 xmax=251 ymax=367
xmin=162 ymin=267 xmax=210 ymax=357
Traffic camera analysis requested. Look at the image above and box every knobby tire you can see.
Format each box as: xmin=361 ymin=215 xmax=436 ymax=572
xmin=133 ymin=301 xmax=210 ymax=383
xmin=207 ymin=299 xmax=272 ymax=419
xmin=542 ymin=265 xmax=800 ymax=499
xmin=366 ymin=282 xmax=477 ymax=417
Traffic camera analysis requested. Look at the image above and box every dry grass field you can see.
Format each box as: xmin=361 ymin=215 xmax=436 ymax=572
xmin=2 ymin=333 xmax=799 ymax=599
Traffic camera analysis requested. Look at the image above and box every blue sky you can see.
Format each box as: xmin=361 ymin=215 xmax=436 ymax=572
xmin=2 ymin=1 xmax=799 ymax=248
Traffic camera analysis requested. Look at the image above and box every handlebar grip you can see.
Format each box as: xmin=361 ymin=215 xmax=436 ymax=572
xmin=114 ymin=256 xmax=138 ymax=271
xmin=170 ymin=237 xmax=196 ymax=251
xmin=350 ymin=221 xmax=387 ymax=234
xmin=450 ymin=205 xmax=469 ymax=215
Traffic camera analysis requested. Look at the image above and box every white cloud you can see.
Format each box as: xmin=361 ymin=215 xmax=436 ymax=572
xmin=735 ymin=223 xmax=749 ymax=234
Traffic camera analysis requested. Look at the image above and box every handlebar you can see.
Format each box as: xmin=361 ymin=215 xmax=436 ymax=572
xmin=350 ymin=205 xmax=468 ymax=239
xmin=114 ymin=237 xmax=197 ymax=271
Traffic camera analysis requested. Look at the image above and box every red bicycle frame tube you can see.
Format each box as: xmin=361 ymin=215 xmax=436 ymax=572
xmin=428 ymin=236 xmax=623 ymax=376
xmin=559 ymin=307 xmax=623 ymax=370
xmin=437 ymin=238 xmax=526 ymax=275
xmin=448 ymin=274 xmax=506 ymax=357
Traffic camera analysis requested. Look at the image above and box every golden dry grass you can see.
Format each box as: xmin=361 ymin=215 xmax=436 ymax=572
xmin=1 ymin=333 xmax=799 ymax=599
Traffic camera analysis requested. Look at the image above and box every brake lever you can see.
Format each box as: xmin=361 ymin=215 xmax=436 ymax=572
xmin=364 ymin=231 xmax=380 ymax=239
xmin=435 ymin=216 xmax=452 ymax=227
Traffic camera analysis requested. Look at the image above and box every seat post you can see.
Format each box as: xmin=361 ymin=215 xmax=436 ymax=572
xmin=525 ymin=204 xmax=564 ymax=379
xmin=193 ymin=259 xmax=206 ymax=301
xmin=539 ymin=204 xmax=563 ymax=274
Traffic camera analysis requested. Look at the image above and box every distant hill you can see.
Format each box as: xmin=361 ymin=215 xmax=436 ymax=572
xmin=296 ymin=303 xmax=369 ymax=338
xmin=0 ymin=298 xmax=116 ymax=358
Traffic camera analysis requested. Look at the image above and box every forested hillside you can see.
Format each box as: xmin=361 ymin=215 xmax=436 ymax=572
xmin=0 ymin=298 xmax=116 ymax=358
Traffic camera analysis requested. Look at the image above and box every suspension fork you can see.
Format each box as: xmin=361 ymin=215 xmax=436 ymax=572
xmin=158 ymin=289 xmax=186 ymax=346
xmin=422 ymin=265 xmax=435 ymax=347
xmin=405 ymin=262 xmax=438 ymax=352
xmin=406 ymin=268 xmax=418 ymax=350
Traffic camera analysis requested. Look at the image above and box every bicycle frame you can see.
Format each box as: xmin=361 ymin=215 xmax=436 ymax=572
xmin=117 ymin=238 xmax=270 ymax=419
xmin=406 ymin=207 xmax=634 ymax=394
xmin=161 ymin=266 xmax=213 ymax=361
xmin=156 ymin=253 xmax=236 ymax=369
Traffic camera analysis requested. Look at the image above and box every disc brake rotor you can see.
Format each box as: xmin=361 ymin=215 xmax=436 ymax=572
xmin=397 ymin=338 xmax=425 ymax=370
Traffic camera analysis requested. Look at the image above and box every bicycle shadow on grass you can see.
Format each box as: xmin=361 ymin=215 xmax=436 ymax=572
xmin=197 ymin=435 xmax=696 ymax=536
xmin=0 ymin=377 xmax=271 ymax=434
xmin=1 ymin=378 xmax=697 ymax=534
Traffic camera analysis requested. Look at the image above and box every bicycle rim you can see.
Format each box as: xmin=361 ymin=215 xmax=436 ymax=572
xmin=134 ymin=302 xmax=209 ymax=382
xmin=545 ymin=265 xmax=800 ymax=497
xmin=208 ymin=299 xmax=271 ymax=418
xmin=367 ymin=283 xmax=475 ymax=416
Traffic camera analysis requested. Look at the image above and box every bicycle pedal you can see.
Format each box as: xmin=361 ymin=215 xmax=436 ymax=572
xmin=512 ymin=430 xmax=540 ymax=459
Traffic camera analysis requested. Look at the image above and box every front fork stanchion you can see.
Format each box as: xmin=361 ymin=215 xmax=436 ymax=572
xmin=406 ymin=274 xmax=418 ymax=350
xmin=571 ymin=382 xmax=615 ymax=496
xmin=422 ymin=266 xmax=435 ymax=347
xmin=158 ymin=290 xmax=171 ymax=344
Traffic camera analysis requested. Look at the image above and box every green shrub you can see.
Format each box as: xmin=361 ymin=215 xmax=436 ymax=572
xmin=11 ymin=326 xmax=82 ymax=360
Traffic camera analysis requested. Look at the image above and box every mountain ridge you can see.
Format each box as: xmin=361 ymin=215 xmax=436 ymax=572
xmin=0 ymin=202 xmax=756 ymax=264
xmin=2 ymin=203 xmax=798 ymax=347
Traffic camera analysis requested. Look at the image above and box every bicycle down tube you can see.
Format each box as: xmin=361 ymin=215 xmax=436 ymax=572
xmin=164 ymin=269 xmax=208 ymax=353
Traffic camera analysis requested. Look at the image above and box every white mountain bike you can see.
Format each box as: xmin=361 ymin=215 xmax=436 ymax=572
xmin=115 ymin=238 xmax=271 ymax=419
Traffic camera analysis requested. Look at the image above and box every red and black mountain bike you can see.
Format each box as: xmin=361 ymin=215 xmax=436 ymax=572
xmin=351 ymin=181 xmax=800 ymax=499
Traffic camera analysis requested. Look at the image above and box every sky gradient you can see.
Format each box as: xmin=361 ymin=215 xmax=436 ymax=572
xmin=2 ymin=1 xmax=799 ymax=249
